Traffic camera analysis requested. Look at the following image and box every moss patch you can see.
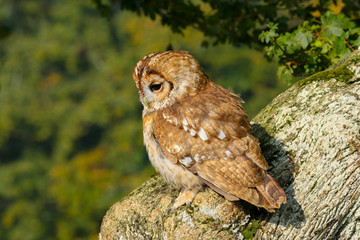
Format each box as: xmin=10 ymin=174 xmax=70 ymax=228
xmin=295 ymin=53 xmax=360 ymax=87
xmin=200 ymin=217 xmax=215 ymax=224
xmin=242 ymin=220 xmax=260 ymax=239
xmin=296 ymin=65 xmax=353 ymax=87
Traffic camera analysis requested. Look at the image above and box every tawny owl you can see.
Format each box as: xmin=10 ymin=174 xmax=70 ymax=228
xmin=133 ymin=50 xmax=286 ymax=212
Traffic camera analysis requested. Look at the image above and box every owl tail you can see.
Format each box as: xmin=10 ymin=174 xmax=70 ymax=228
xmin=256 ymin=174 xmax=287 ymax=212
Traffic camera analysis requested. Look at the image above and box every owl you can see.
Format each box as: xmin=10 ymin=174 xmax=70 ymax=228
xmin=133 ymin=50 xmax=286 ymax=212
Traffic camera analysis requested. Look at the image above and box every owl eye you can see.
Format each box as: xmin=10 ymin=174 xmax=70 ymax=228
xmin=149 ymin=82 xmax=163 ymax=92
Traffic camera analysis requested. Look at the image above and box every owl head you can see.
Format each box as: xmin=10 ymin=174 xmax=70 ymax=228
xmin=133 ymin=51 xmax=209 ymax=110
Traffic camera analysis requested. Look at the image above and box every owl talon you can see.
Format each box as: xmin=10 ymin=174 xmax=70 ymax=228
xmin=171 ymin=187 xmax=201 ymax=209
xmin=167 ymin=204 xmax=181 ymax=212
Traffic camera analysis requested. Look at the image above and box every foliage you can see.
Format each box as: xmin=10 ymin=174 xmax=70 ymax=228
xmin=0 ymin=0 xmax=285 ymax=239
xmin=259 ymin=11 xmax=360 ymax=83
xmin=94 ymin=0 xmax=360 ymax=82
xmin=0 ymin=1 xmax=146 ymax=239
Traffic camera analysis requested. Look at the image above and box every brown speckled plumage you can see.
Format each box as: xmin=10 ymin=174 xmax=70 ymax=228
xmin=133 ymin=50 xmax=286 ymax=211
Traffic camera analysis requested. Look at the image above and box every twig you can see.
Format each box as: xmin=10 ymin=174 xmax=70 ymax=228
xmin=345 ymin=41 xmax=355 ymax=51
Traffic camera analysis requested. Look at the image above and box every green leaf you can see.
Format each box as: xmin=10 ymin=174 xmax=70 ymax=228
xmin=321 ymin=43 xmax=332 ymax=54
xmin=333 ymin=37 xmax=347 ymax=54
xmin=314 ymin=39 xmax=323 ymax=48
xmin=350 ymin=27 xmax=360 ymax=35
xmin=355 ymin=36 xmax=360 ymax=47
xmin=277 ymin=65 xmax=294 ymax=84
xmin=327 ymin=26 xmax=344 ymax=37
xmin=295 ymin=31 xmax=312 ymax=49
xmin=259 ymin=23 xmax=279 ymax=44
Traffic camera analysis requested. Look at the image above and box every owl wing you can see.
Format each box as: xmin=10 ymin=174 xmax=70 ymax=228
xmin=153 ymin=82 xmax=269 ymax=188
xmin=153 ymin=82 xmax=287 ymax=210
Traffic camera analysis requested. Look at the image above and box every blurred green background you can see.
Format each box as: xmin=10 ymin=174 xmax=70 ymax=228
xmin=0 ymin=0 xmax=287 ymax=239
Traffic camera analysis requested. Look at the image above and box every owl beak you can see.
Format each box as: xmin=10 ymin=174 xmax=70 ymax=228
xmin=142 ymin=98 xmax=150 ymax=108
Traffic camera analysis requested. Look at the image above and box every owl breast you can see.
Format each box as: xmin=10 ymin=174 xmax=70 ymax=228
xmin=142 ymin=109 xmax=203 ymax=189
